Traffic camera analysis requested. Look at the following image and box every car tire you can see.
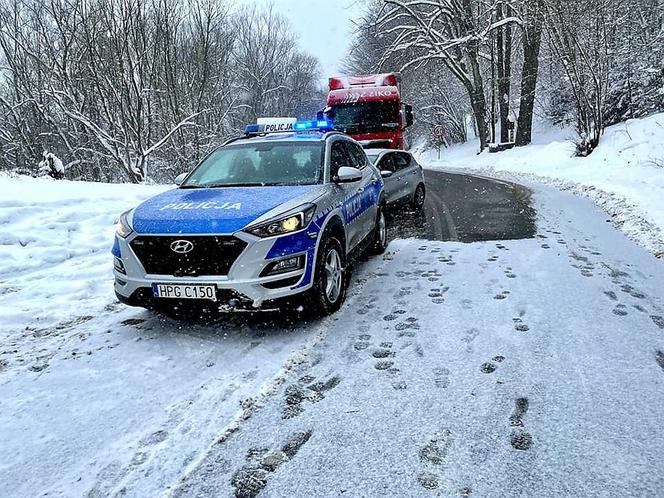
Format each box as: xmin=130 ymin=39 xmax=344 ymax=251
xmin=368 ymin=204 xmax=389 ymax=255
xmin=411 ymin=183 xmax=426 ymax=211
xmin=306 ymin=236 xmax=348 ymax=316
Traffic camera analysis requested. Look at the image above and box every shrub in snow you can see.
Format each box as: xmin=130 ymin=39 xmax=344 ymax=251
xmin=38 ymin=152 xmax=65 ymax=180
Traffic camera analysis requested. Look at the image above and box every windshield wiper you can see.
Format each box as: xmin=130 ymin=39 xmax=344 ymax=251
xmin=199 ymin=182 xmax=268 ymax=188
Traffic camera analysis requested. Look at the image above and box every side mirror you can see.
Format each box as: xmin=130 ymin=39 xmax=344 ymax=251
xmin=380 ymin=170 xmax=393 ymax=178
xmin=174 ymin=173 xmax=188 ymax=186
xmin=334 ymin=166 xmax=363 ymax=184
xmin=404 ymin=104 xmax=414 ymax=128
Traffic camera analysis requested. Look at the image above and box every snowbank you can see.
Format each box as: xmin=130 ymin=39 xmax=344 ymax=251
xmin=0 ymin=175 xmax=168 ymax=332
xmin=419 ymin=113 xmax=664 ymax=256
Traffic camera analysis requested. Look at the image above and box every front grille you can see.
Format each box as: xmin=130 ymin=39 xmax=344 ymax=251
xmin=130 ymin=236 xmax=247 ymax=277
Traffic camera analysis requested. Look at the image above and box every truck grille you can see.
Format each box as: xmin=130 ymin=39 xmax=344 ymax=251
xmin=130 ymin=236 xmax=247 ymax=277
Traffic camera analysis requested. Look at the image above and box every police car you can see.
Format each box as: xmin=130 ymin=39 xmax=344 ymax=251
xmin=112 ymin=119 xmax=389 ymax=316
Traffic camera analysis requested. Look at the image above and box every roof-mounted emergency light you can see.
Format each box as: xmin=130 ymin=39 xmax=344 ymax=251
xmin=244 ymin=119 xmax=334 ymax=135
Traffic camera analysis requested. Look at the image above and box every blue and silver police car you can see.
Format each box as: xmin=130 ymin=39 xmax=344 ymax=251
xmin=112 ymin=119 xmax=389 ymax=316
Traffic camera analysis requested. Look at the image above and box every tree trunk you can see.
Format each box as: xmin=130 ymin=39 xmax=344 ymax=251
xmin=469 ymin=87 xmax=489 ymax=152
xmin=496 ymin=1 xmax=513 ymax=144
xmin=516 ymin=0 xmax=543 ymax=147
xmin=466 ymin=42 xmax=489 ymax=151
xmin=490 ymin=32 xmax=497 ymax=144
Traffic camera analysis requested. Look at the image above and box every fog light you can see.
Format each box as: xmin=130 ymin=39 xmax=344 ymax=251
xmin=261 ymin=255 xmax=305 ymax=276
xmin=114 ymin=257 xmax=126 ymax=275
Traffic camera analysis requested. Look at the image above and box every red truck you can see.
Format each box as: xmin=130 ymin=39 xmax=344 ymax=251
xmin=322 ymin=73 xmax=414 ymax=150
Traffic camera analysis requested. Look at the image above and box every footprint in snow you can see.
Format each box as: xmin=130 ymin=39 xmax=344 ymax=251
xmin=656 ymin=351 xmax=664 ymax=372
xmin=231 ymin=431 xmax=311 ymax=498
xmin=282 ymin=375 xmax=340 ymax=419
xmin=509 ymin=397 xmax=533 ymax=451
xmin=372 ymin=349 xmax=395 ymax=359
xmin=433 ymin=367 xmax=450 ymax=388
xmin=480 ymin=362 xmax=496 ymax=374
xmin=651 ymin=315 xmax=664 ymax=330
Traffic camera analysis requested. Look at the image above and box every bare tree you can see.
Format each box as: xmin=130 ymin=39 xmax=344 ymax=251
xmin=232 ymin=6 xmax=321 ymax=123
xmin=0 ymin=0 xmax=321 ymax=182
xmin=543 ymin=0 xmax=622 ymax=155
xmin=375 ymin=0 xmax=522 ymax=151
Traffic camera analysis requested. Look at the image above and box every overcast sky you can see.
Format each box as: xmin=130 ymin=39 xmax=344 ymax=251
xmin=236 ymin=0 xmax=365 ymax=78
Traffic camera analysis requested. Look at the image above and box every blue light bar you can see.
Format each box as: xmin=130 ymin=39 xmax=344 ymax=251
xmin=293 ymin=120 xmax=313 ymax=131
xmin=293 ymin=120 xmax=335 ymax=132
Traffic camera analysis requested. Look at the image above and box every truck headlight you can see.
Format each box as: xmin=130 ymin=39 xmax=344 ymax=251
xmin=245 ymin=204 xmax=316 ymax=238
xmin=116 ymin=211 xmax=134 ymax=238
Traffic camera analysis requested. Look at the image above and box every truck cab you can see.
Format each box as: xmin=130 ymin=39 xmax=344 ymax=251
xmin=323 ymin=73 xmax=414 ymax=150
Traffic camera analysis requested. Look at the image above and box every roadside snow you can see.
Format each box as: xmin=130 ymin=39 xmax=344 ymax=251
xmin=418 ymin=113 xmax=664 ymax=256
xmin=0 ymin=174 xmax=168 ymax=333
xmin=173 ymin=185 xmax=664 ymax=497
xmin=3 ymin=171 xmax=664 ymax=497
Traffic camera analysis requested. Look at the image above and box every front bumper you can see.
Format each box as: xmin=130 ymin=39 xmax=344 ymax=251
xmin=113 ymin=228 xmax=318 ymax=309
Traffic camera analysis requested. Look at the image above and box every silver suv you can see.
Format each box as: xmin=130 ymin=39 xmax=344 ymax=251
xmin=112 ymin=121 xmax=389 ymax=316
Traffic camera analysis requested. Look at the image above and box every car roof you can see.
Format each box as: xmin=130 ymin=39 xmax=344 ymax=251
xmin=226 ymin=131 xmax=348 ymax=146
xmin=364 ymin=148 xmax=411 ymax=158
xmin=364 ymin=148 xmax=389 ymax=155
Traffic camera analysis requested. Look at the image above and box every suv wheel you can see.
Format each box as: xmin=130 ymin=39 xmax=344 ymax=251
xmin=412 ymin=183 xmax=426 ymax=211
xmin=307 ymin=236 xmax=348 ymax=316
xmin=368 ymin=205 xmax=388 ymax=255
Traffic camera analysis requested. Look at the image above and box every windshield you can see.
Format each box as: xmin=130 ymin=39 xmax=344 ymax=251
xmin=365 ymin=152 xmax=379 ymax=164
xmin=182 ymin=142 xmax=324 ymax=188
xmin=327 ymin=101 xmax=400 ymax=133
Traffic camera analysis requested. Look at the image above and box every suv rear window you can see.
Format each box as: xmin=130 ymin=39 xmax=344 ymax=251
xmin=393 ymin=152 xmax=411 ymax=170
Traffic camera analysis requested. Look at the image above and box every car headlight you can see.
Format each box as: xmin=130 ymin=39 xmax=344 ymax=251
xmin=245 ymin=204 xmax=316 ymax=238
xmin=116 ymin=211 xmax=134 ymax=238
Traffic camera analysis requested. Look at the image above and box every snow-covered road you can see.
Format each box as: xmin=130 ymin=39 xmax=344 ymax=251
xmin=2 ymin=172 xmax=664 ymax=497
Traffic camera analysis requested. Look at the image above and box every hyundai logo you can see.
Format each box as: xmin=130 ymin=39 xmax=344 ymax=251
xmin=170 ymin=240 xmax=194 ymax=254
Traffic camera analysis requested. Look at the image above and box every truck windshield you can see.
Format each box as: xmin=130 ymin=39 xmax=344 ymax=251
xmin=328 ymin=101 xmax=400 ymax=133
xmin=182 ymin=142 xmax=324 ymax=188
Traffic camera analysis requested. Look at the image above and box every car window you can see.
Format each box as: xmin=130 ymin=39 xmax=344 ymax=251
xmin=393 ymin=152 xmax=411 ymax=171
xmin=377 ymin=154 xmax=396 ymax=173
xmin=346 ymin=142 xmax=368 ymax=170
xmin=330 ymin=141 xmax=352 ymax=179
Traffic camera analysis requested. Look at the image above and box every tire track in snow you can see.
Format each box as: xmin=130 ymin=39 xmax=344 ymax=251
xmin=167 ymin=248 xmax=401 ymax=497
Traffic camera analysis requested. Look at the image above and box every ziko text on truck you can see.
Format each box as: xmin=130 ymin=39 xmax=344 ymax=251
xmin=322 ymin=73 xmax=414 ymax=150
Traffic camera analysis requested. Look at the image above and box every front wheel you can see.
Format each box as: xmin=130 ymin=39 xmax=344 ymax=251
xmin=411 ymin=183 xmax=426 ymax=211
xmin=306 ymin=236 xmax=348 ymax=316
